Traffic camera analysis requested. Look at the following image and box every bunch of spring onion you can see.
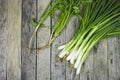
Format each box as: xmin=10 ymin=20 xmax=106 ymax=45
xmin=28 ymin=0 xmax=64 ymax=51
xmin=58 ymin=0 xmax=120 ymax=75
xmin=28 ymin=0 xmax=92 ymax=51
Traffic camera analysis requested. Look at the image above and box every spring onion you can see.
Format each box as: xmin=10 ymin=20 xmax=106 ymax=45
xmin=28 ymin=0 xmax=120 ymax=75
xmin=28 ymin=0 xmax=92 ymax=51
xmin=58 ymin=0 xmax=120 ymax=75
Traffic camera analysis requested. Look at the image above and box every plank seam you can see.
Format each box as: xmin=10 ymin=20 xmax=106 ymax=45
xmin=19 ymin=0 xmax=22 ymax=79
xmin=50 ymin=1 xmax=53 ymax=80
xmin=50 ymin=7 xmax=52 ymax=80
xmin=36 ymin=0 xmax=38 ymax=80
xmin=107 ymin=39 xmax=109 ymax=80
xmin=6 ymin=0 xmax=8 ymax=79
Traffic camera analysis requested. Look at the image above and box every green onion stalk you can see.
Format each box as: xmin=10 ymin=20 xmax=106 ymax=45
xmin=28 ymin=0 xmax=61 ymax=52
xmin=29 ymin=0 xmax=86 ymax=51
xmin=28 ymin=0 xmax=73 ymax=51
xmin=50 ymin=0 xmax=93 ymax=45
xmin=58 ymin=0 xmax=120 ymax=75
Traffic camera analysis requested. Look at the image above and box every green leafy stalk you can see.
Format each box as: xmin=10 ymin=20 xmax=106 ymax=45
xmin=58 ymin=0 xmax=120 ymax=75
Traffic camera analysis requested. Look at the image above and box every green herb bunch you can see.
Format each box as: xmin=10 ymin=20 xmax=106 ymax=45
xmin=29 ymin=0 xmax=86 ymax=51
xmin=58 ymin=0 xmax=120 ymax=74
xmin=28 ymin=0 xmax=120 ymax=75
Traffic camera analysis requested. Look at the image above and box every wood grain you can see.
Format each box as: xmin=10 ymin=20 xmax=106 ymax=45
xmin=93 ymin=40 xmax=108 ymax=80
xmin=37 ymin=0 xmax=50 ymax=80
xmin=80 ymin=48 xmax=93 ymax=80
xmin=21 ymin=0 xmax=37 ymax=80
xmin=51 ymin=11 xmax=66 ymax=80
xmin=7 ymin=0 xmax=21 ymax=80
xmin=0 ymin=0 xmax=7 ymax=80
xmin=108 ymin=37 xmax=120 ymax=80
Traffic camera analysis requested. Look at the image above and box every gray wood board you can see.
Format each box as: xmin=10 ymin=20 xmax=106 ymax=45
xmin=21 ymin=0 xmax=37 ymax=80
xmin=7 ymin=0 xmax=21 ymax=80
xmin=80 ymin=45 xmax=94 ymax=80
xmin=93 ymin=39 xmax=108 ymax=80
xmin=37 ymin=0 xmax=50 ymax=80
xmin=0 ymin=0 xmax=7 ymax=80
xmin=51 ymin=10 xmax=66 ymax=80
xmin=108 ymin=37 xmax=120 ymax=80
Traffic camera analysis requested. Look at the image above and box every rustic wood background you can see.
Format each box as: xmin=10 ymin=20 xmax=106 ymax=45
xmin=0 ymin=0 xmax=120 ymax=80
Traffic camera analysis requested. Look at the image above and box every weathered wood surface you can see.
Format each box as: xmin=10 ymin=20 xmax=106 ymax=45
xmin=93 ymin=40 xmax=108 ymax=80
xmin=7 ymin=0 xmax=21 ymax=80
xmin=0 ymin=0 xmax=120 ymax=80
xmin=37 ymin=0 xmax=50 ymax=80
xmin=51 ymin=10 xmax=66 ymax=80
xmin=0 ymin=0 xmax=7 ymax=80
xmin=107 ymin=37 xmax=120 ymax=80
xmin=22 ymin=0 xmax=36 ymax=80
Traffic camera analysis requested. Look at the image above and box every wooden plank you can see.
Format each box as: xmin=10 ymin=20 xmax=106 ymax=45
xmin=7 ymin=0 xmax=21 ymax=80
xmin=51 ymin=11 xmax=66 ymax=80
xmin=93 ymin=40 xmax=108 ymax=80
xmin=21 ymin=0 xmax=37 ymax=80
xmin=80 ymin=49 xmax=93 ymax=80
xmin=65 ymin=17 xmax=78 ymax=80
xmin=108 ymin=37 xmax=120 ymax=80
xmin=37 ymin=0 xmax=50 ymax=80
xmin=117 ymin=37 xmax=120 ymax=80
xmin=0 ymin=0 xmax=7 ymax=80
